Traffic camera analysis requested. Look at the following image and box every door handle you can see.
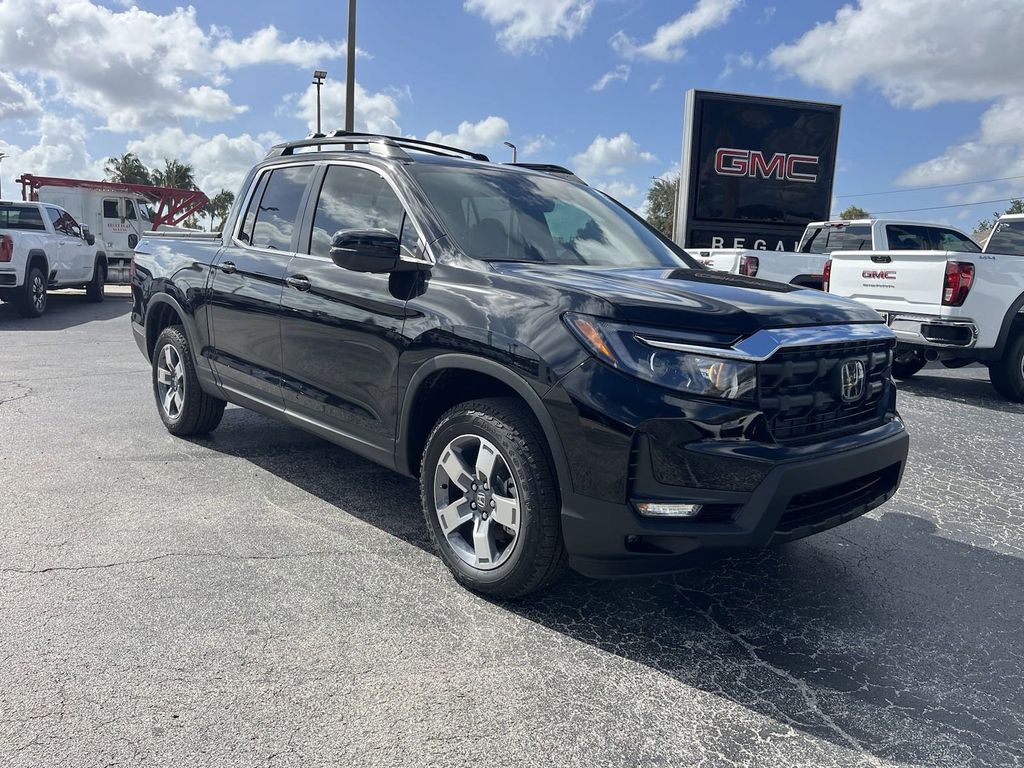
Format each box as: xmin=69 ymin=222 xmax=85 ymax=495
xmin=286 ymin=275 xmax=312 ymax=292
xmin=218 ymin=261 xmax=237 ymax=274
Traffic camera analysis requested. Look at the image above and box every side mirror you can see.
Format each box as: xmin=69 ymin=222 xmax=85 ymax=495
xmin=82 ymin=225 xmax=96 ymax=246
xmin=330 ymin=229 xmax=402 ymax=273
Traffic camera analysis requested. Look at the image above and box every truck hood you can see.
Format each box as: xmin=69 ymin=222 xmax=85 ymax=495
xmin=491 ymin=264 xmax=883 ymax=335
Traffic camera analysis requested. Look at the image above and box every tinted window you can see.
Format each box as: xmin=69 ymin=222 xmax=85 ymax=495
xmin=411 ymin=166 xmax=689 ymax=268
xmin=238 ymin=173 xmax=270 ymax=245
xmin=45 ymin=207 xmax=61 ymax=227
xmin=103 ymin=199 xmax=119 ymax=218
xmin=0 ymin=205 xmax=46 ymax=231
xmin=986 ymin=220 xmax=1024 ymax=255
xmin=309 ymin=165 xmax=408 ymax=258
xmin=248 ymin=165 xmax=314 ymax=251
xmin=803 ymin=224 xmax=872 ymax=254
xmin=886 ymin=225 xmax=930 ymax=250
xmin=932 ymin=228 xmax=980 ymax=253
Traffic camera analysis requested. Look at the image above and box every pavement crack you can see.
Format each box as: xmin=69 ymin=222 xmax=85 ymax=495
xmin=675 ymin=586 xmax=885 ymax=768
xmin=0 ymin=550 xmax=340 ymax=575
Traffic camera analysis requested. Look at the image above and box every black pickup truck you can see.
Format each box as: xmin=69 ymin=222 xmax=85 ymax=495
xmin=131 ymin=132 xmax=909 ymax=597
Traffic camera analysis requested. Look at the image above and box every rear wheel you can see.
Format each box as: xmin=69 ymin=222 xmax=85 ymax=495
xmin=421 ymin=398 xmax=568 ymax=598
xmin=989 ymin=327 xmax=1024 ymax=402
xmin=891 ymin=350 xmax=927 ymax=380
xmin=86 ymin=259 xmax=106 ymax=302
xmin=152 ymin=325 xmax=226 ymax=435
xmin=14 ymin=265 xmax=47 ymax=318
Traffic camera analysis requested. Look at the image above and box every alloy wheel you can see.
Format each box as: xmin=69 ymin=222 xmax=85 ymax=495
xmin=432 ymin=434 xmax=521 ymax=571
xmin=156 ymin=344 xmax=185 ymax=420
xmin=31 ymin=274 xmax=45 ymax=312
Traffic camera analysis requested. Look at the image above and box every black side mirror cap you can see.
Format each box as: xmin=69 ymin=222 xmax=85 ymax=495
xmin=330 ymin=229 xmax=427 ymax=273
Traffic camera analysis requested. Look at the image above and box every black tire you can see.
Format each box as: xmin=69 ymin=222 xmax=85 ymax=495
xmin=989 ymin=327 xmax=1024 ymax=402
xmin=14 ymin=264 xmax=47 ymax=318
xmin=86 ymin=259 xmax=106 ymax=302
xmin=420 ymin=397 xmax=568 ymax=598
xmin=152 ymin=325 xmax=226 ymax=436
xmin=891 ymin=350 xmax=927 ymax=380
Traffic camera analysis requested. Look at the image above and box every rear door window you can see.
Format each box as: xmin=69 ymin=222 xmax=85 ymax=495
xmin=886 ymin=225 xmax=930 ymax=250
xmin=803 ymin=224 xmax=872 ymax=254
xmin=245 ymin=165 xmax=314 ymax=251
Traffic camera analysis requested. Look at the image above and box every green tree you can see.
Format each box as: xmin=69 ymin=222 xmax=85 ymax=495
xmin=203 ymin=189 xmax=235 ymax=232
xmin=104 ymin=152 xmax=152 ymax=185
xmin=151 ymin=159 xmax=197 ymax=190
xmin=839 ymin=205 xmax=869 ymax=220
xmin=976 ymin=198 xmax=1024 ymax=237
xmin=644 ymin=174 xmax=679 ymax=238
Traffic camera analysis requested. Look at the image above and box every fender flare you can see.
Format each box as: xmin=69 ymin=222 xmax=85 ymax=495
xmin=992 ymin=290 xmax=1024 ymax=356
xmin=395 ymin=353 xmax=573 ymax=494
xmin=94 ymin=251 xmax=108 ymax=278
xmin=144 ymin=292 xmax=200 ymax=358
xmin=25 ymin=249 xmax=49 ymax=283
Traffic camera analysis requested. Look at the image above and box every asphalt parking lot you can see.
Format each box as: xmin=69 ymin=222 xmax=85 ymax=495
xmin=1 ymin=292 xmax=1022 ymax=768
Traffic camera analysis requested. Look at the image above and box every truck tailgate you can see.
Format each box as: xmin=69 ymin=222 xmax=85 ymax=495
xmin=828 ymin=249 xmax=949 ymax=313
xmin=688 ymin=249 xmax=741 ymax=273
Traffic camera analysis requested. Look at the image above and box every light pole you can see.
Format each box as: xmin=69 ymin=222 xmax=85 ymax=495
xmin=503 ymin=141 xmax=517 ymax=163
xmin=312 ymin=70 xmax=327 ymax=134
xmin=345 ymin=0 xmax=357 ymax=132
xmin=0 ymin=152 xmax=7 ymax=199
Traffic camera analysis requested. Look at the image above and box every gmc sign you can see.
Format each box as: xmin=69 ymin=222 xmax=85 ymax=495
xmin=673 ymin=90 xmax=841 ymax=250
xmin=714 ymin=148 xmax=819 ymax=183
xmin=863 ymin=270 xmax=897 ymax=280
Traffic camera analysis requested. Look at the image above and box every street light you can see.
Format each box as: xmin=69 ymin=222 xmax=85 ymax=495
xmin=312 ymin=70 xmax=328 ymax=134
xmin=345 ymin=0 xmax=357 ymax=132
xmin=503 ymin=141 xmax=517 ymax=163
xmin=0 ymin=152 xmax=7 ymax=198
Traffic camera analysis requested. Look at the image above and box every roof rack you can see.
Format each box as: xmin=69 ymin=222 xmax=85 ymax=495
xmin=506 ymin=163 xmax=586 ymax=184
xmin=266 ymin=131 xmax=490 ymax=162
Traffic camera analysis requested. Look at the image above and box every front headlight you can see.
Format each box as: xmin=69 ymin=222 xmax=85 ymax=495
xmin=564 ymin=313 xmax=757 ymax=400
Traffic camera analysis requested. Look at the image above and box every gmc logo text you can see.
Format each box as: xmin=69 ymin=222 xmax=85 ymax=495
xmin=714 ymin=148 xmax=820 ymax=184
xmin=862 ymin=270 xmax=897 ymax=280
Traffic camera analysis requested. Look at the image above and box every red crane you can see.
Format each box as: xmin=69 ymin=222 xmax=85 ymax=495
xmin=17 ymin=174 xmax=210 ymax=230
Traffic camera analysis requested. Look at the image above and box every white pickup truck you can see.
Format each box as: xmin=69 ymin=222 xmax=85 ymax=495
xmin=826 ymin=213 xmax=1024 ymax=401
xmin=689 ymin=218 xmax=980 ymax=290
xmin=0 ymin=201 xmax=106 ymax=318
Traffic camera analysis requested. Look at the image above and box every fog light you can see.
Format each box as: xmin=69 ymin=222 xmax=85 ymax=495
xmin=635 ymin=502 xmax=703 ymax=518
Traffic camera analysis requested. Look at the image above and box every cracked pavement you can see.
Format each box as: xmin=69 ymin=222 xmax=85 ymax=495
xmin=1 ymin=294 xmax=1022 ymax=767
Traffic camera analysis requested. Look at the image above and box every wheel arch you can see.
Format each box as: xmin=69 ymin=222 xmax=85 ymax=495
xmin=992 ymin=290 xmax=1024 ymax=357
xmin=396 ymin=354 xmax=573 ymax=496
xmin=25 ymin=249 xmax=48 ymax=281
xmin=144 ymin=293 xmax=193 ymax=360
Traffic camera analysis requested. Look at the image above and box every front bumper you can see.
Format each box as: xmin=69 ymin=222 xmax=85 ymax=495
xmin=546 ymin=358 xmax=909 ymax=578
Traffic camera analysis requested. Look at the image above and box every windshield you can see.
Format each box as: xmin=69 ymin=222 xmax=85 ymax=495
xmin=985 ymin=220 xmax=1024 ymax=255
xmin=411 ymin=166 xmax=692 ymax=268
xmin=136 ymin=200 xmax=156 ymax=225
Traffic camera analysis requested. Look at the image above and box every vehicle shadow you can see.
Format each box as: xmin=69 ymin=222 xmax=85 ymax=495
xmin=195 ymin=408 xmax=1023 ymax=766
xmin=896 ymin=366 xmax=1024 ymax=414
xmin=0 ymin=291 xmax=132 ymax=330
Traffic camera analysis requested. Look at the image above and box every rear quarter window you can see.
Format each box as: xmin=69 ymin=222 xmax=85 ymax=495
xmin=0 ymin=205 xmax=46 ymax=231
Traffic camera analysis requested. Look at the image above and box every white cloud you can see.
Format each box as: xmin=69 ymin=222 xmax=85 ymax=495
xmin=522 ymin=135 xmax=554 ymax=158
xmin=591 ymin=65 xmax=630 ymax=92
xmin=570 ymin=133 xmax=656 ymax=178
xmin=649 ymin=76 xmax=665 ymax=94
xmin=465 ymin=0 xmax=594 ymax=53
xmin=0 ymin=0 xmax=346 ymax=131
xmin=125 ymin=128 xmax=283 ymax=196
xmin=768 ymin=0 xmax=1024 ymax=109
xmin=426 ymin=116 xmax=510 ymax=152
xmin=611 ymin=0 xmax=740 ymax=61
xmin=720 ymin=52 xmax=754 ymax=80
xmin=0 ymin=115 xmax=105 ymax=192
xmin=283 ymin=80 xmax=405 ymax=136
xmin=0 ymin=72 xmax=41 ymax=120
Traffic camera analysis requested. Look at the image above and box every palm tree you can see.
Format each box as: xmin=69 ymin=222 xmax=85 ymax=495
xmin=104 ymin=152 xmax=152 ymax=185
xmin=151 ymin=159 xmax=197 ymax=190
xmin=210 ymin=190 xmax=235 ymax=231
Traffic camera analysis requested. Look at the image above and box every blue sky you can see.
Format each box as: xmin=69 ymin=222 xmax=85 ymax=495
xmin=1 ymin=0 xmax=1022 ymax=232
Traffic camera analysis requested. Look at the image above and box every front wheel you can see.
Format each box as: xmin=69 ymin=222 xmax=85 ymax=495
xmin=989 ymin=327 xmax=1024 ymax=402
xmin=152 ymin=325 xmax=226 ymax=436
xmin=421 ymin=398 xmax=568 ymax=598
xmin=86 ymin=259 xmax=105 ymax=302
xmin=891 ymin=350 xmax=927 ymax=380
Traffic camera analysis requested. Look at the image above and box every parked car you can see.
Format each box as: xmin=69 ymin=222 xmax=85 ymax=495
xmin=0 ymin=200 xmax=105 ymax=317
xmin=131 ymin=131 xmax=910 ymax=597
xmin=690 ymin=218 xmax=980 ymax=290
xmin=826 ymin=213 xmax=1024 ymax=401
